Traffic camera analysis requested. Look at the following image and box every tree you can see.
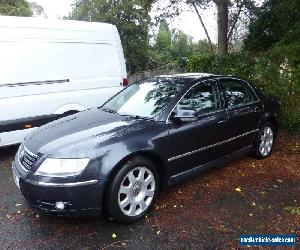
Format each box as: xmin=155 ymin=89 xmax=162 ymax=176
xmin=215 ymin=0 xmax=229 ymax=54
xmin=29 ymin=1 xmax=46 ymax=17
xmin=154 ymin=19 xmax=172 ymax=63
xmin=155 ymin=0 xmax=257 ymax=55
xmin=171 ymin=31 xmax=193 ymax=59
xmin=151 ymin=19 xmax=214 ymax=68
xmin=71 ymin=0 xmax=156 ymax=74
xmin=193 ymin=39 xmax=217 ymax=54
xmin=0 ymin=0 xmax=32 ymax=16
xmin=244 ymin=0 xmax=300 ymax=54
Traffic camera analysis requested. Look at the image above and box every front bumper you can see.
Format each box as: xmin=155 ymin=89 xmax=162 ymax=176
xmin=12 ymin=159 xmax=106 ymax=217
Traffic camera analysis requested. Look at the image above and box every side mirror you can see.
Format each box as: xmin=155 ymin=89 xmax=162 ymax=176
xmin=170 ymin=109 xmax=198 ymax=123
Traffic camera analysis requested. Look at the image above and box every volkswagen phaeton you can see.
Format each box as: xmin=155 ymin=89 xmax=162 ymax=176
xmin=12 ymin=73 xmax=280 ymax=223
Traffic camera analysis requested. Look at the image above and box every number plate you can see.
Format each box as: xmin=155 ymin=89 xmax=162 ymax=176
xmin=12 ymin=170 xmax=20 ymax=190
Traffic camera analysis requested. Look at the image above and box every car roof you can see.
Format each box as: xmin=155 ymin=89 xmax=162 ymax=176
xmin=152 ymin=73 xmax=229 ymax=84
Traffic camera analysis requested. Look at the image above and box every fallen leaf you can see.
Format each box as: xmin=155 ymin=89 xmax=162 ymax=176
xmin=235 ymin=187 xmax=242 ymax=192
xmin=249 ymin=213 xmax=254 ymax=217
xmin=112 ymin=233 xmax=117 ymax=239
xmin=251 ymin=201 xmax=256 ymax=206
xmin=284 ymin=206 xmax=300 ymax=216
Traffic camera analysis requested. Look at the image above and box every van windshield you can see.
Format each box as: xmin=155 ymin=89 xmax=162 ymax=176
xmin=102 ymin=78 xmax=186 ymax=119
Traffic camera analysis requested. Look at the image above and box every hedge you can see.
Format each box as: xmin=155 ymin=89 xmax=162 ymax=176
xmin=186 ymin=51 xmax=300 ymax=132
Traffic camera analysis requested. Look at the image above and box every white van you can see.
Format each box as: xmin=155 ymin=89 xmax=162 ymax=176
xmin=0 ymin=16 xmax=128 ymax=147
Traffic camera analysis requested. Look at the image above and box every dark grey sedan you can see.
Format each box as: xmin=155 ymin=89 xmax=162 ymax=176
xmin=12 ymin=73 xmax=280 ymax=223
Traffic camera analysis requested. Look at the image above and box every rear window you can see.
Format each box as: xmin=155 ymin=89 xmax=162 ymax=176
xmin=220 ymin=80 xmax=257 ymax=108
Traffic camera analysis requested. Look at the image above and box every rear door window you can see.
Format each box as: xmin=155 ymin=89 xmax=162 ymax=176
xmin=219 ymin=79 xmax=256 ymax=108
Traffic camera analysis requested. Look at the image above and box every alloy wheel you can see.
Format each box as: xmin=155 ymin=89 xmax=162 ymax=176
xmin=118 ymin=166 xmax=156 ymax=216
xmin=259 ymin=126 xmax=274 ymax=156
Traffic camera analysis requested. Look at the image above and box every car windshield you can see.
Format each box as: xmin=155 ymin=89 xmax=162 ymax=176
xmin=102 ymin=77 xmax=186 ymax=118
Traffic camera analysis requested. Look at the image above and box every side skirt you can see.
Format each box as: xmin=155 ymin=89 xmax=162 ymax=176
xmin=167 ymin=145 xmax=254 ymax=187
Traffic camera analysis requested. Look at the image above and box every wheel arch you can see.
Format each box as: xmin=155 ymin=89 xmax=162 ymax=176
xmin=54 ymin=103 xmax=86 ymax=115
xmin=261 ymin=112 xmax=279 ymax=133
xmin=104 ymin=150 xmax=168 ymax=194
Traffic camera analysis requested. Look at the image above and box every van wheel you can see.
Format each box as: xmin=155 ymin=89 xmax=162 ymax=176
xmin=253 ymin=122 xmax=276 ymax=159
xmin=105 ymin=157 xmax=159 ymax=223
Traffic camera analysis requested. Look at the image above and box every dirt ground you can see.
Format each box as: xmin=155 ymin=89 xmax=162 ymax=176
xmin=0 ymin=132 xmax=299 ymax=249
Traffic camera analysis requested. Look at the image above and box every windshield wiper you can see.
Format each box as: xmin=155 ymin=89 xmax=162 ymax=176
xmin=100 ymin=107 xmax=118 ymax=114
xmin=119 ymin=113 xmax=153 ymax=121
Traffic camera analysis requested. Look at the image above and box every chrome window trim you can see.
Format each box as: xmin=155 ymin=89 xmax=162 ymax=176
xmin=226 ymin=100 xmax=261 ymax=111
xmin=166 ymin=77 xmax=261 ymax=124
xmin=167 ymin=129 xmax=259 ymax=162
xmin=27 ymin=179 xmax=98 ymax=187
xmin=216 ymin=77 xmax=261 ymax=110
xmin=244 ymin=80 xmax=260 ymax=101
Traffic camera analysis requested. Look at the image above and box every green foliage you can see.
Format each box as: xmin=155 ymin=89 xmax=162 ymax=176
xmin=151 ymin=19 xmax=214 ymax=70
xmin=0 ymin=0 xmax=32 ymax=16
xmin=244 ymin=0 xmax=300 ymax=52
xmin=187 ymin=52 xmax=255 ymax=80
xmin=29 ymin=1 xmax=45 ymax=17
xmin=187 ymin=52 xmax=300 ymax=132
xmin=71 ymin=0 xmax=154 ymax=74
xmin=153 ymin=19 xmax=172 ymax=63
xmin=242 ymin=0 xmax=300 ymax=132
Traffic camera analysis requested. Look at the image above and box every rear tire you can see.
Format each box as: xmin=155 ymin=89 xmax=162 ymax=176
xmin=104 ymin=156 xmax=159 ymax=223
xmin=253 ymin=122 xmax=276 ymax=159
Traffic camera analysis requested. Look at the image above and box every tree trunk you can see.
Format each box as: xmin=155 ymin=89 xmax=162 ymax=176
xmin=216 ymin=0 xmax=229 ymax=54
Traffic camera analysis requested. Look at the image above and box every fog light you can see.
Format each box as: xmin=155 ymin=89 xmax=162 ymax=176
xmin=55 ymin=201 xmax=65 ymax=210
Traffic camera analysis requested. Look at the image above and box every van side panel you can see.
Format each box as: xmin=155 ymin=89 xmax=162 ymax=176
xmin=0 ymin=41 xmax=120 ymax=87
xmin=0 ymin=17 xmax=127 ymax=146
xmin=113 ymin=26 xmax=127 ymax=80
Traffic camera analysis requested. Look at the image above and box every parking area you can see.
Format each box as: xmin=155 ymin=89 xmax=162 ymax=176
xmin=0 ymin=132 xmax=299 ymax=249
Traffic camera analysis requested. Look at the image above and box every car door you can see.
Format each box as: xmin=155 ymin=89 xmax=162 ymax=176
xmin=218 ymin=78 xmax=263 ymax=153
xmin=167 ymin=79 xmax=229 ymax=176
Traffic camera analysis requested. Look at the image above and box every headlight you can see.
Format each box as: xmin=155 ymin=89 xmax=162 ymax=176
xmin=35 ymin=158 xmax=90 ymax=177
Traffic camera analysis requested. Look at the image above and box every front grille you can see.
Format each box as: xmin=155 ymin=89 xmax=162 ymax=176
xmin=19 ymin=147 xmax=39 ymax=171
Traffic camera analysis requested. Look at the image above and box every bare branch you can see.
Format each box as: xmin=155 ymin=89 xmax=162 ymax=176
xmin=191 ymin=1 xmax=215 ymax=54
xmin=227 ymin=1 xmax=243 ymax=40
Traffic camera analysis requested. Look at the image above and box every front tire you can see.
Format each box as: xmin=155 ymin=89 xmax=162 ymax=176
xmin=254 ymin=122 xmax=276 ymax=159
xmin=104 ymin=156 xmax=159 ymax=223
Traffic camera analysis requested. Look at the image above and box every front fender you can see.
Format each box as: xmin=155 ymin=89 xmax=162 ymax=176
xmin=95 ymin=128 xmax=169 ymax=181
